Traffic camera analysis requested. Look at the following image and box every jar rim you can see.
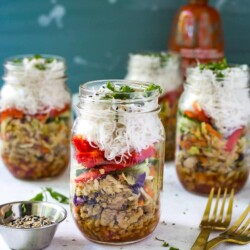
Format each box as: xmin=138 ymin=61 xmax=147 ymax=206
xmin=79 ymin=79 xmax=161 ymax=104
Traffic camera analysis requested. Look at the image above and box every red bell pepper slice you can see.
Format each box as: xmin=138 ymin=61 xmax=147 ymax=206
xmin=120 ymin=146 xmax=156 ymax=167
xmin=49 ymin=104 xmax=70 ymax=117
xmin=75 ymin=165 xmax=118 ymax=183
xmin=72 ymin=135 xmax=95 ymax=152
xmin=1 ymin=108 xmax=24 ymax=120
xmin=225 ymin=128 xmax=244 ymax=152
xmin=76 ymin=150 xmax=105 ymax=168
xmin=73 ymin=133 xmax=156 ymax=169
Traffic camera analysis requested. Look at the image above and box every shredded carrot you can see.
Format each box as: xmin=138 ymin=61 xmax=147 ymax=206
xmin=198 ymin=156 xmax=208 ymax=165
xmin=180 ymin=140 xmax=192 ymax=149
xmin=205 ymin=123 xmax=222 ymax=139
xmin=74 ymin=206 xmax=80 ymax=213
xmin=149 ymin=166 xmax=156 ymax=177
xmin=144 ymin=185 xmax=154 ymax=198
xmin=138 ymin=199 xmax=144 ymax=206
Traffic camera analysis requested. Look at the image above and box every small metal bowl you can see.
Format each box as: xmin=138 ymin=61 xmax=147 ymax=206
xmin=0 ymin=201 xmax=67 ymax=250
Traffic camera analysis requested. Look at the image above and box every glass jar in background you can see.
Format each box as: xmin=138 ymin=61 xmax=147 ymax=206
xmin=125 ymin=52 xmax=182 ymax=161
xmin=175 ymin=61 xmax=250 ymax=195
xmin=0 ymin=55 xmax=71 ymax=180
xmin=70 ymin=80 xmax=165 ymax=244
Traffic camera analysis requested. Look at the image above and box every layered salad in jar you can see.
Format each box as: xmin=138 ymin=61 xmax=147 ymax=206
xmin=71 ymin=81 xmax=165 ymax=244
xmin=0 ymin=55 xmax=71 ymax=179
xmin=126 ymin=52 xmax=182 ymax=160
xmin=176 ymin=60 xmax=250 ymax=194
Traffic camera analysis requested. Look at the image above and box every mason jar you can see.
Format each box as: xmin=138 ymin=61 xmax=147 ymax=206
xmin=175 ymin=62 xmax=250 ymax=194
xmin=125 ymin=52 xmax=182 ymax=161
xmin=70 ymin=80 xmax=165 ymax=244
xmin=0 ymin=55 xmax=71 ymax=180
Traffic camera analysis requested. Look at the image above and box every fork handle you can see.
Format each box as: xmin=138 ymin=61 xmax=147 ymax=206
xmin=191 ymin=228 xmax=212 ymax=250
xmin=206 ymin=236 xmax=227 ymax=250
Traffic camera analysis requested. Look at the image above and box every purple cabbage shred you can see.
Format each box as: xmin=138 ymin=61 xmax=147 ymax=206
xmin=131 ymin=172 xmax=146 ymax=194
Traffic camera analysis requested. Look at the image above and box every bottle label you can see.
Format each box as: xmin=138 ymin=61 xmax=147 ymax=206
xmin=180 ymin=48 xmax=224 ymax=60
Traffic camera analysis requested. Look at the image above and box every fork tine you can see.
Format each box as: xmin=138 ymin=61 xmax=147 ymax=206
xmin=217 ymin=188 xmax=227 ymax=222
xmin=211 ymin=188 xmax=221 ymax=222
xmin=201 ymin=188 xmax=214 ymax=224
xmin=238 ymin=218 xmax=250 ymax=235
xmin=224 ymin=189 xmax=234 ymax=224
xmin=244 ymin=226 xmax=250 ymax=237
xmin=227 ymin=204 xmax=250 ymax=234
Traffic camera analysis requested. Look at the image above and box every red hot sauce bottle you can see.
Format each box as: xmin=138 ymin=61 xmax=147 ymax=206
xmin=168 ymin=0 xmax=224 ymax=76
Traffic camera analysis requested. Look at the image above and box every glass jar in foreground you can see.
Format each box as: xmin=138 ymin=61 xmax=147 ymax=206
xmin=70 ymin=80 xmax=165 ymax=244
xmin=176 ymin=60 xmax=250 ymax=195
xmin=0 ymin=55 xmax=71 ymax=180
xmin=125 ymin=52 xmax=182 ymax=161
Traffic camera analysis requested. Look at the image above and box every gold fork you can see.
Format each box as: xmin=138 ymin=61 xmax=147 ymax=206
xmin=206 ymin=204 xmax=250 ymax=249
xmin=191 ymin=188 xmax=234 ymax=250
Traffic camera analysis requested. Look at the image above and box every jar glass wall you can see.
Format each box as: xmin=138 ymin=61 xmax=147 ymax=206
xmin=125 ymin=52 xmax=182 ymax=161
xmin=0 ymin=55 xmax=71 ymax=180
xmin=175 ymin=62 xmax=250 ymax=195
xmin=70 ymin=80 xmax=165 ymax=244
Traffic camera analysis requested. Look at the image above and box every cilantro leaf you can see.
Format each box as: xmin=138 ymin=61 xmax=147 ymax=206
xmin=30 ymin=192 xmax=44 ymax=202
xmin=45 ymin=187 xmax=69 ymax=204
xmin=145 ymin=83 xmax=162 ymax=94
xmin=119 ymin=85 xmax=135 ymax=93
xmin=162 ymin=241 xmax=169 ymax=247
xmin=170 ymin=247 xmax=179 ymax=250
xmin=13 ymin=58 xmax=22 ymax=63
xmin=34 ymin=54 xmax=42 ymax=59
xmin=199 ymin=58 xmax=228 ymax=78
xmin=21 ymin=203 xmax=27 ymax=213
xmin=35 ymin=64 xmax=46 ymax=70
xmin=106 ymin=81 xmax=116 ymax=92
xmin=4 ymin=209 xmax=13 ymax=219
xmin=45 ymin=58 xmax=55 ymax=63
xmin=142 ymin=52 xmax=171 ymax=67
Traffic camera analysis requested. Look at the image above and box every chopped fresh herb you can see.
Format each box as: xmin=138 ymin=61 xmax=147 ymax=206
xmin=4 ymin=209 xmax=13 ymax=219
xmin=120 ymin=85 xmax=135 ymax=93
xmin=199 ymin=58 xmax=228 ymax=71
xmin=13 ymin=58 xmax=22 ymax=63
xmin=142 ymin=52 xmax=171 ymax=67
xmin=162 ymin=242 xmax=169 ymax=247
xmin=103 ymin=82 xmax=135 ymax=100
xmin=45 ymin=58 xmax=55 ymax=63
xmin=34 ymin=54 xmax=42 ymax=59
xmin=21 ymin=203 xmax=27 ymax=213
xmin=145 ymin=83 xmax=162 ymax=94
xmin=199 ymin=58 xmax=228 ymax=78
xmin=35 ymin=64 xmax=46 ymax=70
xmin=102 ymin=81 xmax=161 ymax=100
xmin=45 ymin=187 xmax=69 ymax=204
xmin=106 ymin=81 xmax=116 ymax=92
xmin=155 ymin=237 xmax=178 ymax=249
xmin=30 ymin=192 xmax=44 ymax=202
xmin=216 ymin=72 xmax=224 ymax=78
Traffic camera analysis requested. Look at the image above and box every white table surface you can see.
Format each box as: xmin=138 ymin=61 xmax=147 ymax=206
xmin=0 ymin=161 xmax=249 ymax=250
